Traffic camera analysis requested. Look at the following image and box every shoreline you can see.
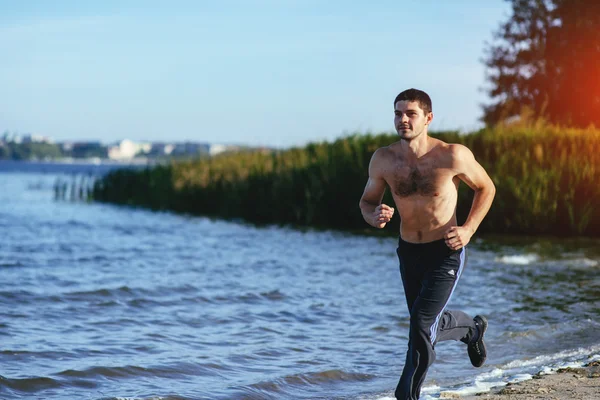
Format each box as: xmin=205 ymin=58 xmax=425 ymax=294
xmin=0 ymin=157 xmax=154 ymax=165
xmin=453 ymin=362 xmax=600 ymax=399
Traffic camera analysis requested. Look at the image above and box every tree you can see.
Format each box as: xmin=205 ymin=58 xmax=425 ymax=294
xmin=483 ymin=0 xmax=600 ymax=127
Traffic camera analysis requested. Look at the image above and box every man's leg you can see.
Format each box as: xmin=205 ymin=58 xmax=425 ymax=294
xmin=435 ymin=309 xmax=475 ymax=344
xmin=432 ymin=248 xmax=488 ymax=367
xmin=432 ymin=249 xmax=475 ymax=345
xmin=395 ymin=242 xmax=422 ymax=400
xmin=395 ymin=245 xmax=468 ymax=400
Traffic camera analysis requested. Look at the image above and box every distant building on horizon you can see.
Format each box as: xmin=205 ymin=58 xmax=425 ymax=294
xmin=209 ymin=144 xmax=228 ymax=156
xmin=1 ymin=131 xmax=53 ymax=144
xmin=107 ymin=139 xmax=152 ymax=160
xmin=1 ymin=129 xmax=261 ymax=160
xmin=61 ymin=141 xmax=107 ymax=159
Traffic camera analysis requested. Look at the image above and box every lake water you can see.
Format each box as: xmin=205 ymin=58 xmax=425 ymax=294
xmin=1 ymin=161 xmax=599 ymax=399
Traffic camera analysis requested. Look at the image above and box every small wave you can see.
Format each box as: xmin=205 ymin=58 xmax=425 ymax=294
xmin=260 ymin=289 xmax=286 ymax=301
xmin=127 ymin=298 xmax=164 ymax=308
xmin=212 ymin=289 xmax=288 ymax=304
xmin=496 ymin=253 xmax=599 ymax=268
xmin=503 ymin=345 xmax=600 ymax=369
xmin=430 ymin=345 xmax=600 ymax=398
xmin=238 ymin=290 xmax=287 ymax=303
xmin=98 ymin=396 xmax=191 ymax=400
xmin=65 ymin=219 xmax=93 ymax=229
xmin=1 ymin=287 xmax=152 ymax=307
xmin=0 ymin=375 xmax=62 ymax=392
xmin=246 ymin=369 xmax=375 ymax=394
xmin=67 ymin=286 xmax=137 ymax=298
xmin=565 ymin=257 xmax=599 ymax=268
xmin=232 ymin=370 xmax=375 ymax=399
xmin=56 ymin=361 xmax=234 ymax=382
xmin=57 ymin=365 xmax=147 ymax=379
xmin=0 ymin=261 xmax=26 ymax=268
xmin=60 ymin=286 xmax=163 ymax=304
xmin=0 ymin=290 xmax=35 ymax=302
xmin=88 ymin=317 xmax=141 ymax=327
xmin=496 ymin=254 xmax=539 ymax=265
xmin=73 ymin=255 xmax=112 ymax=263
xmin=0 ymin=349 xmax=75 ymax=360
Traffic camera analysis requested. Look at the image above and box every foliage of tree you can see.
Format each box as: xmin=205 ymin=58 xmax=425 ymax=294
xmin=483 ymin=0 xmax=600 ymax=127
xmin=0 ymin=142 xmax=64 ymax=160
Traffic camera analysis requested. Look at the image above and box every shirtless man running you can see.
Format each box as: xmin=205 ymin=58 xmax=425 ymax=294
xmin=359 ymin=88 xmax=496 ymax=400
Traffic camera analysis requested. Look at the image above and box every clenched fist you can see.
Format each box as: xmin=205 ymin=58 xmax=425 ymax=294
xmin=372 ymin=204 xmax=395 ymax=228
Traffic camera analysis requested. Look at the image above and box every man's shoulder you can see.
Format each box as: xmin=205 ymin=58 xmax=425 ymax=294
xmin=369 ymin=144 xmax=400 ymax=173
xmin=372 ymin=144 xmax=397 ymax=159
xmin=442 ymin=143 xmax=474 ymax=158
xmin=430 ymin=142 xmax=475 ymax=169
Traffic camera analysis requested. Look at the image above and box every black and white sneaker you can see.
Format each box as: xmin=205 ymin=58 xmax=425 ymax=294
xmin=468 ymin=315 xmax=488 ymax=367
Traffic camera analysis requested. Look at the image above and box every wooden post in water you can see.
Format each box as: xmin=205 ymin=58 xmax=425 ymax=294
xmin=54 ymin=173 xmax=98 ymax=202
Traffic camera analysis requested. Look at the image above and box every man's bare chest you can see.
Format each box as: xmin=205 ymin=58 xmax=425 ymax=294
xmin=386 ymin=165 xmax=454 ymax=198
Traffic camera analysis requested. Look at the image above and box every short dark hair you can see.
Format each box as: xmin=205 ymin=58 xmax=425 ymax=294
xmin=394 ymin=89 xmax=432 ymax=115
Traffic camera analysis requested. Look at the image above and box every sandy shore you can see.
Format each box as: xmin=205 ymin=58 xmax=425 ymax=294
xmin=450 ymin=361 xmax=600 ymax=400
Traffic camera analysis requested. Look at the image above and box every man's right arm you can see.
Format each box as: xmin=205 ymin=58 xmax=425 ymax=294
xmin=359 ymin=148 xmax=395 ymax=228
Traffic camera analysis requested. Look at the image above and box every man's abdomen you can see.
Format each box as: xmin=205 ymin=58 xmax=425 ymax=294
xmin=394 ymin=192 xmax=458 ymax=243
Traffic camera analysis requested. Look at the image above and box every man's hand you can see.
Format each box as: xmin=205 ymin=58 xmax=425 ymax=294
xmin=444 ymin=226 xmax=474 ymax=250
xmin=372 ymin=204 xmax=395 ymax=228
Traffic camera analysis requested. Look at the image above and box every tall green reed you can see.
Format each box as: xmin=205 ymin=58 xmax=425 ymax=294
xmin=93 ymin=126 xmax=600 ymax=236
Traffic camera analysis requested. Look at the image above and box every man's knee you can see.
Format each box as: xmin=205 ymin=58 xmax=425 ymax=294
xmin=409 ymin=312 xmax=435 ymax=342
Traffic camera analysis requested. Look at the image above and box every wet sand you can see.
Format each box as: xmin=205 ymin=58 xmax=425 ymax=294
xmin=453 ymin=362 xmax=600 ymax=400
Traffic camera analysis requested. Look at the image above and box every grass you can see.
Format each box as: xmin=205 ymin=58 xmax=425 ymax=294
xmin=92 ymin=125 xmax=600 ymax=236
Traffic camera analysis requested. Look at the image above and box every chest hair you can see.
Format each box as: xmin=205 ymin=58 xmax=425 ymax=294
xmin=394 ymin=167 xmax=437 ymax=197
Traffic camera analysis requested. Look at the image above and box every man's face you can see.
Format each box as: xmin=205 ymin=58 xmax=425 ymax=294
xmin=394 ymin=100 xmax=432 ymax=141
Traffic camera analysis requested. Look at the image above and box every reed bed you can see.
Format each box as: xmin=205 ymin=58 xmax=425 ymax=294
xmin=93 ymin=126 xmax=600 ymax=236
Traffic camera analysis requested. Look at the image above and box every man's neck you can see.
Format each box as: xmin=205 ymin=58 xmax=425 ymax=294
xmin=401 ymin=134 xmax=430 ymax=158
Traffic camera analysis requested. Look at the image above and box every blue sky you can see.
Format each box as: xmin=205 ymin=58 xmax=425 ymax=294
xmin=0 ymin=0 xmax=511 ymax=148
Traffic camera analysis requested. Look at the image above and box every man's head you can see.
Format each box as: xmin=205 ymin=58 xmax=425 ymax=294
xmin=393 ymin=88 xmax=433 ymax=141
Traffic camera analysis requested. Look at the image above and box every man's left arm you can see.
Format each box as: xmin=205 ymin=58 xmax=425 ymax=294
xmin=445 ymin=145 xmax=496 ymax=250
